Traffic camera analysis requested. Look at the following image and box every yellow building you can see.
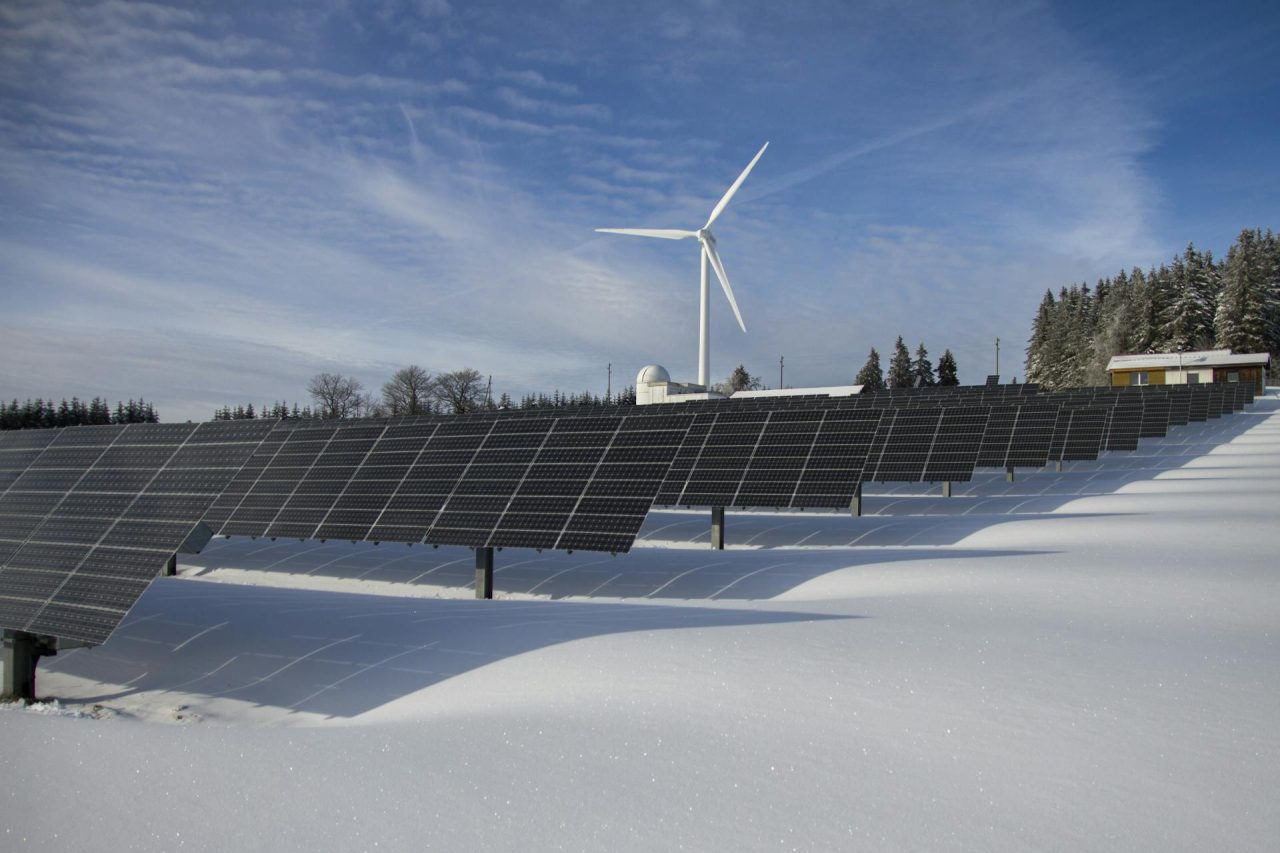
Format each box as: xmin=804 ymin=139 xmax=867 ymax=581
xmin=1106 ymin=349 xmax=1270 ymax=394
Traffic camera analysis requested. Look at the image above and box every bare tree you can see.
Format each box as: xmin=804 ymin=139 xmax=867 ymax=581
xmin=356 ymin=391 xmax=385 ymax=418
xmin=382 ymin=365 xmax=434 ymax=416
xmin=433 ymin=367 xmax=487 ymax=414
xmin=307 ymin=372 xmax=364 ymax=419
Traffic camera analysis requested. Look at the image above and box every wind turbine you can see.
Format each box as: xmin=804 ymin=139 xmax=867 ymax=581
xmin=596 ymin=142 xmax=768 ymax=389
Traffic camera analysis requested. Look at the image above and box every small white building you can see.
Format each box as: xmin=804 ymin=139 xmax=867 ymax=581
xmin=634 ymin=364 xmax=862 ymax=405
xmin=634 ymin=365 xmax=726 ymax=405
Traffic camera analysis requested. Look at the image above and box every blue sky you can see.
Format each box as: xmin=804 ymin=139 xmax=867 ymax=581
xmin=1 ymin=0 xmax=1276 ymax=421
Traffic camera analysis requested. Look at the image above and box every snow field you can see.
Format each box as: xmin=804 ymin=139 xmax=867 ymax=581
xmin=2 ymin=395 xmax=1277 ymax=850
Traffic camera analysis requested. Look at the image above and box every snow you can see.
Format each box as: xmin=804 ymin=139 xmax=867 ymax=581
xmin=2 ymin=395 xmax=1278 ymax=850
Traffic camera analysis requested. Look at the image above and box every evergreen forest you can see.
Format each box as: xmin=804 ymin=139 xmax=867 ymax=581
xmin=0 ymin=397 xmax=159 ymax=430
xmin=1025 ymin=227 xmax=1279 ymax=389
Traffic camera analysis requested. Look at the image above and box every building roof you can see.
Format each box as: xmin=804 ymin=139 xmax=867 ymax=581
xmin=1106 ymin=349 xmax=1271 ymax=371
xmin=731 ymin=385 xmax=863 ymax=399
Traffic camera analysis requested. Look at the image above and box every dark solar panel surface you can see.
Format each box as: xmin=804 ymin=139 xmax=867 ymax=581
xmin=1139 ymin=394 xmax=1171 ymax=438
xmin=1059 ymin=407 xmax=1109 ymax=461
xmin=210 ymin=413 xmax=694 ymax=555
xmin=1103 ymin=399 xmax=1143 ymax=451
xmin=653 ymin=408 xmax=882 ymax=509
xmin=1207 ymin=385 xmax=1226 ymax=418
xmin=863 ymin=407 xmax=990 ymax=483
xmin=976 ymin=403 xmax=1060 ymax=469
xmin=0 ymin=420 xmax=276 ymax=644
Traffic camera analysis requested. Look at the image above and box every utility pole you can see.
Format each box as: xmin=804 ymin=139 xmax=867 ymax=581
xmin=779 ymin=355 xmax=784 ymax=389
xmin=995 ymin=337 xmax=1000 ymax=380
xmin=486 ymin=375 xmax=492 ymax=408
xmin=607 ymin=363 xmax=612 ymax=400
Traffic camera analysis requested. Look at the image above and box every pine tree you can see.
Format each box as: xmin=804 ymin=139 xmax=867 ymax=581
xmin=1216 ymin=228 xmax=1271 ymax=352
xmin=1261 ymin=229 xmax=1280 ymax=359
xmin=1145 ymin=265 xmax=1175 ymax=352
xmin=1161 ymin=248 xmax=1209 ymax=352
xmin=887 ymin=336 xmax=913 ymax=389
xmin=855 ymin=347 xmax=884 ymax=391
xmin=1024 ymin=289 xmax=1056 ymax=387
xmin=937 ymin=350 xmax=958 ymax=386
xmin=911 ymin=343 xmax=935 ymax=388
xmin=1129 ymin=268 xmax=1156 ymax=352
xmin=1187 ymin=244 xmax=1222 ymax=349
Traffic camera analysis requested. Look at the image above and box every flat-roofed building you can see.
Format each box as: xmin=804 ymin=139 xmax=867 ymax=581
xmin=1106 ymin=349 xmax=1270 ymax=394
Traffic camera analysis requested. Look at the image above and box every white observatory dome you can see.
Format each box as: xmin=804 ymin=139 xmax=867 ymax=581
xmin=636 ymin=364 xmax=671 ymax=385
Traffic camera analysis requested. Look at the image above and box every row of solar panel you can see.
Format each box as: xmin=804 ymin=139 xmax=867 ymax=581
xmin=0 ymin=381 xmax=1254 ymax=643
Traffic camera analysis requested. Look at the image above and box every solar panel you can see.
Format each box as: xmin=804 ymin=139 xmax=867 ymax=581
xmin=1004 ymin=404 xmax=1061 ymax=468
xmin=206 ymin=411 xmax=696 ymax=555
xmin=667 ymin=409 xmax=771 ymax=508
xmin=217 ymin=421 xmax=340 ymax=537
xmin=1102 ymin=398 xmax=1143 ymax=451
xmin=267 ymin=421 xmax=386 ymax=540
xmin=653 ymin=414 xmax=714 ymax=506
xmin=1206 ymin=385 xmax=1226 ymax=418
xmin=326 ymin=419 xmax=440 ymax=543
xmin=1139 ymin=393 xmax=1171 ymax=438
xmin=549 ymin=414 xmax=691 ymax=552
xmin=0 ymin=430 xmax=60 ymax=498
xmin=1227 ymin=381 xmax=1248 ymax=411
xmin=411 ymin=413 xmax=692 ymax=553
xmin=1166 ymin=389 xmax=1191 ymax=427
xmin=863 ymin=406 xmax=989 ymax=483
xmin=1058 ymin=407 xmax=1109 ymax=461
xmin=0 ymin=420 xmax=275 ymax=644
xmin=790 ymin=409 xmax=882 ymax=508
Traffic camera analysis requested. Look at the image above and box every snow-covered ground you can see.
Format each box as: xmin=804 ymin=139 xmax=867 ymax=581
xmin=3 ymin=396 xmax=1278 ymax=851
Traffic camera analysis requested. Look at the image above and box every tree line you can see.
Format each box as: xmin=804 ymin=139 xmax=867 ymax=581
xmin=216 ymin=366 xmax=642 ymax=421
xmin=854 ymin=338 xmax=959 ymax=391
xmin=1025 ymin=227 xmax=1279 ymax=389
xmin=1 ymin=397 xmax=159 ymax=430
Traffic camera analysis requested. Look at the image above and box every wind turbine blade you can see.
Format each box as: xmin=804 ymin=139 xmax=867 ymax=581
xmin=595 ymin=228 xmax=697 ymax=240
xmin=703 ymin=241 xmax=746 ymax=333
xmin=703 ymin=141 xmax=769 ymax=229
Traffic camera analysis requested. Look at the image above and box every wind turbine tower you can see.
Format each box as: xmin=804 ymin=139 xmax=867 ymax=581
xmin=596 ymin=142 xmax=768 ymax=388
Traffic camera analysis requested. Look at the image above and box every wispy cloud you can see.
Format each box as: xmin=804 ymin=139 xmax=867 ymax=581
xmin=494 ymin=87 xmax=610 ymax=122
xmin=2 ymin=0 xmax=1258 ymax=418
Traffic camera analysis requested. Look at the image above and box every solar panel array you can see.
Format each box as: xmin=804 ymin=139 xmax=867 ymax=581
xmin=654 ymin=408 xmax=883 ymax=509
xmin=0 ymin=421 xmax=276 ymax=643
xmin=0 ymin=378 xmax=1260 ymax=647
xmin=205 ymin=412 xmax=693 ymax=554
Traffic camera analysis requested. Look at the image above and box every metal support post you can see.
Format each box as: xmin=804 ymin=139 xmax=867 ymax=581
xmin=942 ymin=481 xmax=952 ymax=498
xmin=1006 ymin=467 xmax=1015 ymax=483
xmin=2 ymin=630 xmax=57 ymax=703
xmin=1055 ymin=460 xmax=1063 ymax=473
xmin=164 ymin=553 xmax=177 ymax=576
xmin=850 ymin=482 xmax=863 ymax=518
xmin=474 ymin=547 xmax=494 ymax=599
xmin=710 ymin=506 xmax=725 ymax=550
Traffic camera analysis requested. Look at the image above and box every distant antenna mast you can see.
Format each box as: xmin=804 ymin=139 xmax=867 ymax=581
xmin=607 ymin=362 xmax=612 ymax=399
xmin=779 ymin=355 xmax=784 ymax=389
xmin=486 ymin=375 xmax=492 ymax=407
xmin=995 ymin=337 xmax=1001 ymax=381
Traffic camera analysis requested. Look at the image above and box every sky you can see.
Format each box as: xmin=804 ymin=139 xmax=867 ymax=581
xmin=1 ymin=0 xmax=1277 ymax=421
